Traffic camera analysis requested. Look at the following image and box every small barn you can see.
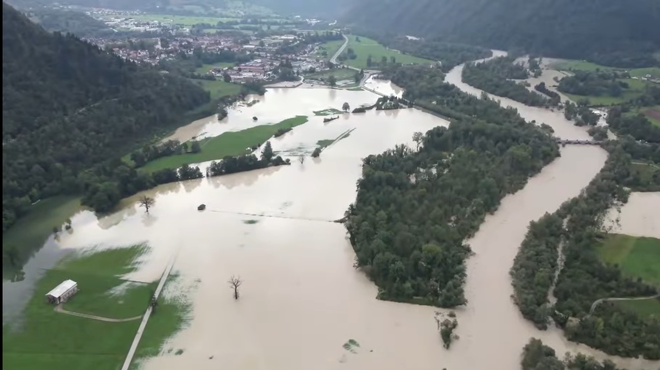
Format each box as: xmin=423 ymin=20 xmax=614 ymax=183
xmin=45 ymin=279 xmax=78 ymax=304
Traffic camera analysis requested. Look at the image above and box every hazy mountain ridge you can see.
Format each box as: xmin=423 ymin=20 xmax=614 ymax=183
xmin=342 ymin=0 xmax=660 ymax=65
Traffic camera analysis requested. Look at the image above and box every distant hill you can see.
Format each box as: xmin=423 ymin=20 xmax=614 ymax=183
xmin=343 ymin=0 xmax=660 ymax=67
xmin=2 ymin=2 xmax=209 ymax=230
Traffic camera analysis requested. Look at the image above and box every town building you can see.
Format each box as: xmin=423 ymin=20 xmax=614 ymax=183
xmin=46 ymin=279 xmax=78 ymax=304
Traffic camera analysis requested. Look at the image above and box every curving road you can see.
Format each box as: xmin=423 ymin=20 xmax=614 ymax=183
xmin=55 ymin=304 xmax=142 ymax=322
xmin=589 ymin=294 xmax=660 ymax=315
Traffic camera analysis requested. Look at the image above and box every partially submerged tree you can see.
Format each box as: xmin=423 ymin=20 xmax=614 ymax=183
xmin=342 ymin=102 xmax=350 ymax=112
xmin=139 ymin=195 xmax=155 ymax=214
xmin=412 ymin=132 xmax=423 ymax=151
xmin=440 ymin=318 xmax=459 ymax=349
xmin=328 ymin=75 xmax=337 ymax=87
xmin=312 ymin=147 xmax=322 ymax=158
xmin=228 ymin=275 xmax=243 ymax=299
xmin=299 ymin=155 xmax=305 ymax=164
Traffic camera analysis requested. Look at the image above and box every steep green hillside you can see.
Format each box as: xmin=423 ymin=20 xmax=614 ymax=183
xmin=2 ymin=2 xmax=209 ymax=231
xmin=344 ymin=0 xmax=660 ymax=67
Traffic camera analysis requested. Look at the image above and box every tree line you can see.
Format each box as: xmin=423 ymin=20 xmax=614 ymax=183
xmin=344 ymin=64 xmax=559 ymax=307
xmin=557 ymin=70 xmax=631 ymax=99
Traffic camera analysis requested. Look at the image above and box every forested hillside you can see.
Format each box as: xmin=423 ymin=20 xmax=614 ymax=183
xmin=343 ymin=0 xmax=660 ymax=67
xmin=2 ymin=2 xmax=209 ymax=231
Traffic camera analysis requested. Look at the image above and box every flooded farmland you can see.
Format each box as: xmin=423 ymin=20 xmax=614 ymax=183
xmin=4 ymin=61 xmax=659 ymax=370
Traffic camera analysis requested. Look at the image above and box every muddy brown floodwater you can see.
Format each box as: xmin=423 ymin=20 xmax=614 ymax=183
xmin=5 ymin=60 xmax=659 ymax=370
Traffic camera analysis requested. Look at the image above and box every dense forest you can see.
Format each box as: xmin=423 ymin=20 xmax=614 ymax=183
xmin=510 ymin=141 xmax=660 ymax=359
xmin=462 ymin=57 xmax=551 ymax=107
xmin=2 ymin=2 xmax=210 ymax=230
xmin=521 ymin=338 xmax=628 ymax=370
xmin=342 ymin=0 xmax=660 ymax=67
xmin=345 ymin=65 xmax=559 ymax=307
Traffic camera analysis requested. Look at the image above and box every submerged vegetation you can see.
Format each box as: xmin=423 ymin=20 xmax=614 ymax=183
xmin=521 ymin=338 xmax=627 ymax=370
xmin=345 ymin=64 xmax=558 ymax=307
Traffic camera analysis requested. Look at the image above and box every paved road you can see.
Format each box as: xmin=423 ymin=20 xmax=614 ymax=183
xmin=55 ymin=304 xmax=142 ymax=322
xmin=120 ymin=255 xmax=177 ymax=370
xmin=589 ymin=293 xmax=660 ymax=315
xmin=330 ymin=34 xmax=350 ymax=65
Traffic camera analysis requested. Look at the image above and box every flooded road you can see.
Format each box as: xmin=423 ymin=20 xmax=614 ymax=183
xmin=5 ymin=59 xmax=659 ymax=370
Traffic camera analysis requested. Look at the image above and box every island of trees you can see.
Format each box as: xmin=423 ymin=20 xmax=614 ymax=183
xmin=345 ymin=64 xmax=559 ymax=307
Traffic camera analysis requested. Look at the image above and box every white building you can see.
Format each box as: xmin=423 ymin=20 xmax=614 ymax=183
xmin=46 ymin=280 xmax=78 ymax=304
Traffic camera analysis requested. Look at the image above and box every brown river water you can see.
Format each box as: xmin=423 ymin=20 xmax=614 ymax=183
xmin=4 ymin=61 xmax=659 ymax=370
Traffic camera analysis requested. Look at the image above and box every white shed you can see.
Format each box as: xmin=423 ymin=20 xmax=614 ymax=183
xmin=46 ymin=279 xmax=78 ymax=304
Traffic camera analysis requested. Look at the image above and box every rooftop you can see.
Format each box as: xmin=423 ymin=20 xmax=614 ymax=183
xmin=46 ymin=279 xmax=77 ymax=299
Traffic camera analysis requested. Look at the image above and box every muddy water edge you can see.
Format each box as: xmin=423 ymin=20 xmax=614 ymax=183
xmin=3 ymin=64 xmax=658 ymax=370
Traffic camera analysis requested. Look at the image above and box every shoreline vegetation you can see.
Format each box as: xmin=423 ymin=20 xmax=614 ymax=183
xmin=345 ymin=63 xmax=559 ymax=308
xmin=510 ymin=141 xmax=660 ymax=359
xmin=2 ymin=244 xmax=187 ymax=370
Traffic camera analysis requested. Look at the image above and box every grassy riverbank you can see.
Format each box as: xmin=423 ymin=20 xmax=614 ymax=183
xmin=2 ymin=245 xmax=154 ymax=370
xmin=140 ymin=115 xmax=308 ymax=173
xmin=340 ymin=35 xmax=434 ymax=70
xmin=2 ymin=196 xmax=81 ymax=278
xmin=598 ymin=234 xmax=660 ymax=317
xmin=598 ymin=234 xmax=660 ymax=286
xmin=562 ymin=78 xmax=650 ymax=106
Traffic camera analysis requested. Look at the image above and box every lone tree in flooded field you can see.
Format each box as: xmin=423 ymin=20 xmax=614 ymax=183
xmin=299 ymin=155 xmax=305 ymax=164
xmin=342 ymin=102 xmax=350 ymax=112
xmin=228 ymin=275 xmax=243 ymax=299
xmin=139 ymin=195 xmax=155 ymax=214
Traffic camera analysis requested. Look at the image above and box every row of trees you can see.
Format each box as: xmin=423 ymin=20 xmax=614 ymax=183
xmin=129 ymin=140 xmax=201 ymax=167
xmin=564 ymin=101 xmax=600 ymax=126
xmin=207 ymin=141 xmax=289 ymax=176
xmin=344 ymin=64 xmax=559 ymax=307
xmin=510 ymin=142 xmax=660 ymax=359
xmin=534 ymin=82 xmax=561 ymax=106
xmin=462 ymin=57 xmax=552 ymax=107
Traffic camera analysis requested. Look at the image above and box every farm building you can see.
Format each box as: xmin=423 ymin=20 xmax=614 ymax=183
xmin=45 ymin=279 xmax=78 ymax=304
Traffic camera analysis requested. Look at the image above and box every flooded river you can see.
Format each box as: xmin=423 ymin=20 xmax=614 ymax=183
xmin=4 ymin=60 xmax=659 ymax=370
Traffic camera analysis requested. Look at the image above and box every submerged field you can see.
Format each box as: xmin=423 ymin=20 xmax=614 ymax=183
xmin=139 ymin=116 xmax=308 ymax=173
xmin=2 ymin=245 xmax=163 ymax=370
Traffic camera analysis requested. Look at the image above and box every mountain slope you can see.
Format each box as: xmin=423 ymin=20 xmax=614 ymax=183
xmin=2 ymin=2 xmax=209 ymax=230
xmin=344 ymin=0 xmax=660 ymax=66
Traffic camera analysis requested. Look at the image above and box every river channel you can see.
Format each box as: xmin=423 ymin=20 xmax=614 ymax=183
xmin=4 ymin=62 xmax=659 ymax=370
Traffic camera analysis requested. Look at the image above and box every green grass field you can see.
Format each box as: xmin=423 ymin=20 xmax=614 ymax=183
xmin=195 ymin=62 xmax=236 ymax=75
xmin=2 ymin=245 xmax=154 ymax=370
xmin=3 ymin=196 xmax=81 ymax=278
xmin=192 ymin=79 xmax=242 ymax=100
xmin=316 ymin=39 xmax=345 ymax=59
xmin=598 ymin=234 xmax=660 ymax=318
xmin=553 ymin=60 xmax=660 ymax=80
xmin=139 ymin=116 xmax=308 ymax=173
xmin=341 ymin=35 xmax=434 ymax=70
xmin=563 ymin=78 xmax=651 ymax=106
xmin=306 ymin=68 xmax=356 ymax=82
xmin=599 ymin=234 xmax=660 ymax=286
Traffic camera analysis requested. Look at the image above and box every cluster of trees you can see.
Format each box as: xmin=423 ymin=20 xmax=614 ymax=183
xmin=337 ymin=47 xmax=357 ymax=61
xmin=511 ymin=143 xmax=660 ymax=359
xmin=564 ymin=101 xmax=600 ymax=126
xmin=345 ymin=64 xmax=559 ymax=307
xmin=607 ymin=108 xmax=660 ymax=144
xmin=462 ymin=57 xmax=552 ymax=107
xmin=207 ymin=141 xmax=288 ymax=176
xmin=2 ymin=3 xmax=210 ymax=231
xmin=521 ymin=338 xmax=626 ymax=370
xmin=129 ymin=140 xmax=201 ymax=167
xmin=366 ymin=55 xmax=399 ymax=68
xmin=534 ymin=83 xmax=560 ymax=105
xmin=343 ymin=0 xmax=660 ymax=67
xmin=557 ymin=71 xmax=631 ymax=98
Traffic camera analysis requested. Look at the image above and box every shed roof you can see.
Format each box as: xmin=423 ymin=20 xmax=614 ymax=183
xmin=46 ymin=279 xmax=77 ymax=299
